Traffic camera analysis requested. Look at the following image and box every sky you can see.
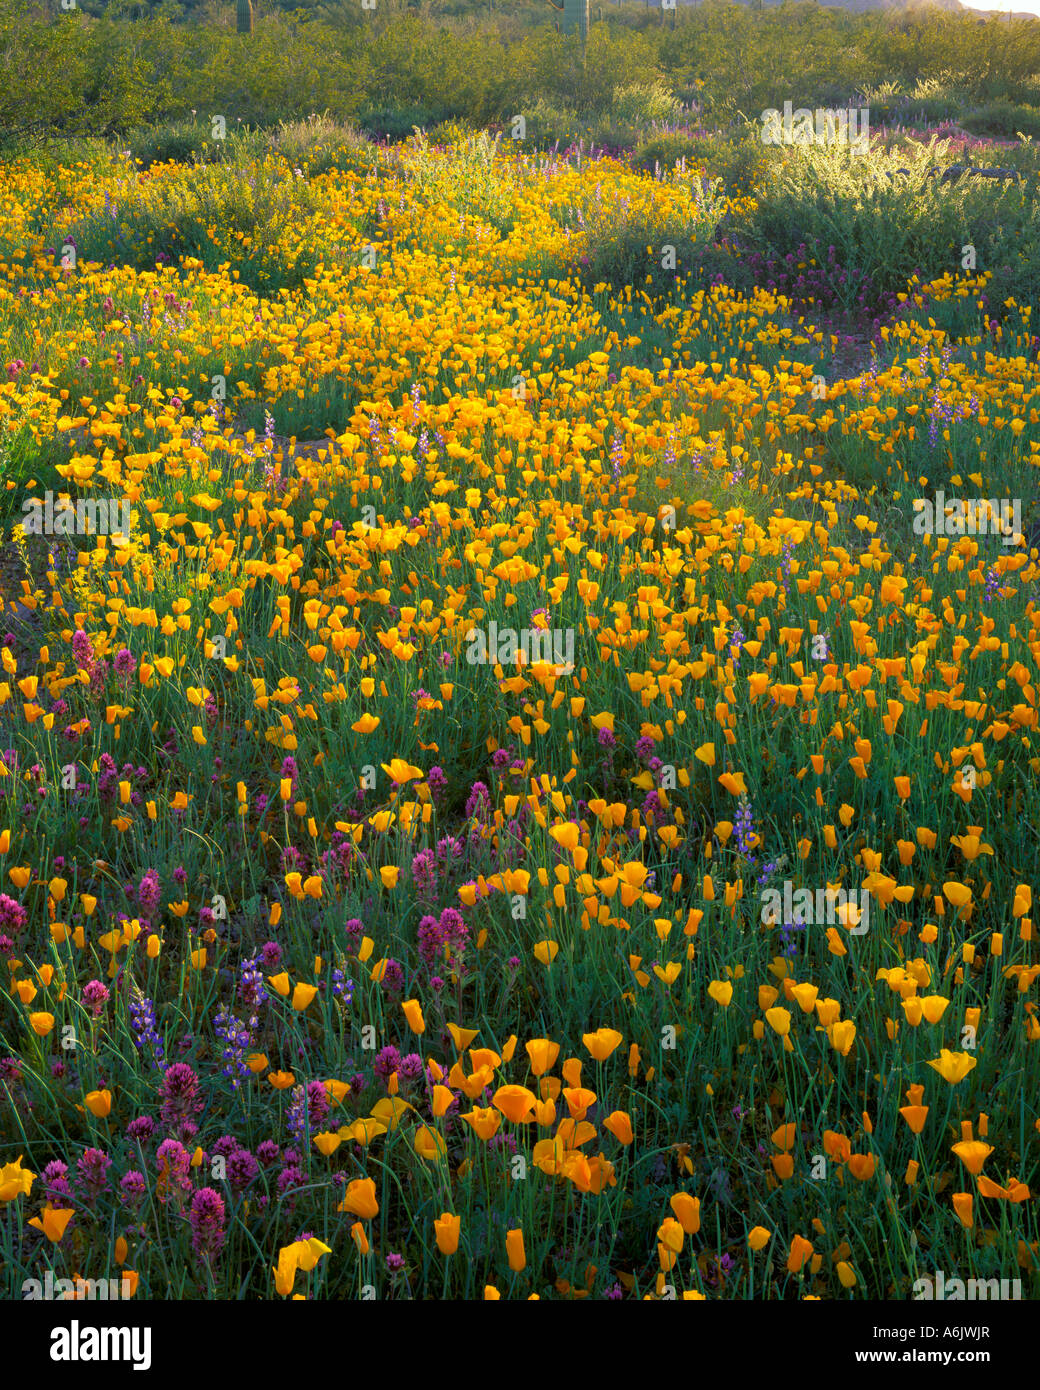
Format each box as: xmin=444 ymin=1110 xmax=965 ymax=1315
xmin=957 ymin=0 xmax=1040 ymax=15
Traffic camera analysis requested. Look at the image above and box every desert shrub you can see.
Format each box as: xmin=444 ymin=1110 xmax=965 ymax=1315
xmin=358 ymin=104 xmax=442 ymax=142
xmin=511 ymin=99 xmax=587 ymax=151
xmin=865 ymin=100 xmax=900 ymax=126
xmin=503 ymin=100 xmax=644 ymax=156
xmin=611 ymin=81 xmax=680 ymax=128
xmin=267 ymin=112 xmax=376 ymax=175
xmin=60 ymin=156 xmax=328 ymax=295
xmin=631 ymin=133 xmax=708 ymax=177
xmin=740 ymin=138 xmax=1040 ymax=314
xmin=806 ymin=80 xmax=865 ymax=111
xmin=513 ymin=24 xmax=661 ymax=117
xmin=427 ymin=117 xmax=481 ymax=146
xmin=907 ymin=71 xmax=963 ymax=101
xmin=960 ymin=102 xmax=1040 ymax=141
xmin=401 ymin=128 xmax=519 ymax=233
xmin=957 ymin=141 xmax=1040 ymax=175
xmin=633 ymin=129 xmax=763 ymax=193
xmin=125 ymin=120 xmax=218 ymax=167
xmin=4 ymin=0 xmax=1040 ymax=146
xmin=896 ymin=96 xmax=966 ymax=127
xmin=125 ymin=120 xmax=266 ymax=169
xmin=681 ymin=238 xmax=757 ymax=293
xmin=560 ymin=169 xmax=724 ymax=292
xmin=0 ymin=133 xmax=112 ymax=181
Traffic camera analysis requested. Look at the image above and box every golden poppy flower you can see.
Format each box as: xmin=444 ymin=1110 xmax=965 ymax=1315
xmin=338 ymin=1177 xmax=378 ymax=1218
xmin=84 ymin=1089 xmax=112 ymax=1118
xmin=951 ymin=1141 xmax=993 ymax=1176
xmin=581 ymin=1027 xmax=623 ymax=1060
xmin=926 ymin=1050 xmax=978 ymax=1084
xmin=492 ymin=1085 xmax=537 ymax=1124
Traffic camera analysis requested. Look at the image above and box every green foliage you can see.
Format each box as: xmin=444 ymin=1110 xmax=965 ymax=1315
xmin=267 ymin=111 xmax=376 ymax=174
xmin=631 ymin=128 xmax=764 ymax=194
xmin=8 ymin=1 xmax=1040 ymax=142
xmin=403 ymin=128 xmax=518 ymax=232
xmin=741 ymin=138 xmax=1040 ymax=312
xmin=960 ymin=102 xmax=1040 ymax=142
xmin=0 ymin=0 xmax=90 ymax=137
xmin=60 ymin=156 xmax=327 ymax=295
xmin=125 ymin=118 xmax=265 ymax=167
xmin=359 ymin=103 xmax=441 ymax=142
xmin=895 ymin=96 xmax=964 ymax=127
xmin=611 ymin=81 xmax=680 ymax=129
xmin=560 ymin=169 xmax=725 ymax=293
xmin=0 ymin=419 xmax=72 ymax=529
xmin=507 ymin=99 xmax=588 ymax=150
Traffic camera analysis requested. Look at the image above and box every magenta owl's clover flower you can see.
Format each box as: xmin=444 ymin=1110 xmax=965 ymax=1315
xmin=120 ymin=1170 xmax=147 ymax=1207
xmin=42 ymin=1160 xmax=73 ymax=1203
xmin=397 ymin=1053 xmax=424 ymax=1084
xmin=0 ymin=894 xmax=27 ymax=935
xmin=411 ymin=848 xmax=437 ymax=905
xmin=374 ymin=1045 xmax=402 ymax=1084
xmin=82 ymin=979 xmax=110 ymax=1018
xmin=136 ymin=867 xmax=161 ymax=923
xmin=190 ymin=1187 xmax=226 ymax=1262
xmin=276 ymin=1165 xmax=306 ymax=1197
xmin=159 ymin=1062 xmax=203 ymax=1134
xmin=379 ymin=958 xmax=405 ymax=995
xmin=227 ymin=1149 xmax=259 ymax=1191
xmin=417 ymin=914 xmax=443 ymax=969
xmin=635 ymin=735 xmax=656 ymax=762
xmin=427 ymin=765 xmax=447 ymax=802
xmin=464 ymin=780 xmax=491 ymax=821
xmin=156 ymin=1139 xmax=192 ymax=1197
xmin=256 ymin=1140 xmax=281 ymax=1168
xmin=77 ymin=1147 xmax=112 ymax=1202
xmin=280 ymin=844 xmax=308 ymax=875
xmin=71 ymin=629 xmax=94 ymax=668
xmin=113 ymin=647 xmax=136 ymax=677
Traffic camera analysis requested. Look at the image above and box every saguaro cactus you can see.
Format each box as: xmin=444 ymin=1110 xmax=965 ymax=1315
xmin=237 ymin=0 xmax=254 ymax=35
xmin=548 ymin=0 xmax=590 ymax=42
xmin=562 ymin=0 xmax=589 ymax=39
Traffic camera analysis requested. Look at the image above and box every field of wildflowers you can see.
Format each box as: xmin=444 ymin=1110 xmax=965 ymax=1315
xmin=0 ymin=111 xmax=1039 ymax=1310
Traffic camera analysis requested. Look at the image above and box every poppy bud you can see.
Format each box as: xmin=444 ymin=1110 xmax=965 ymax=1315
xmin=506 ymin=1228 xmax=526 ymax=1272
xmin=434 ymin=1212 xmax=460 ymax=1256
